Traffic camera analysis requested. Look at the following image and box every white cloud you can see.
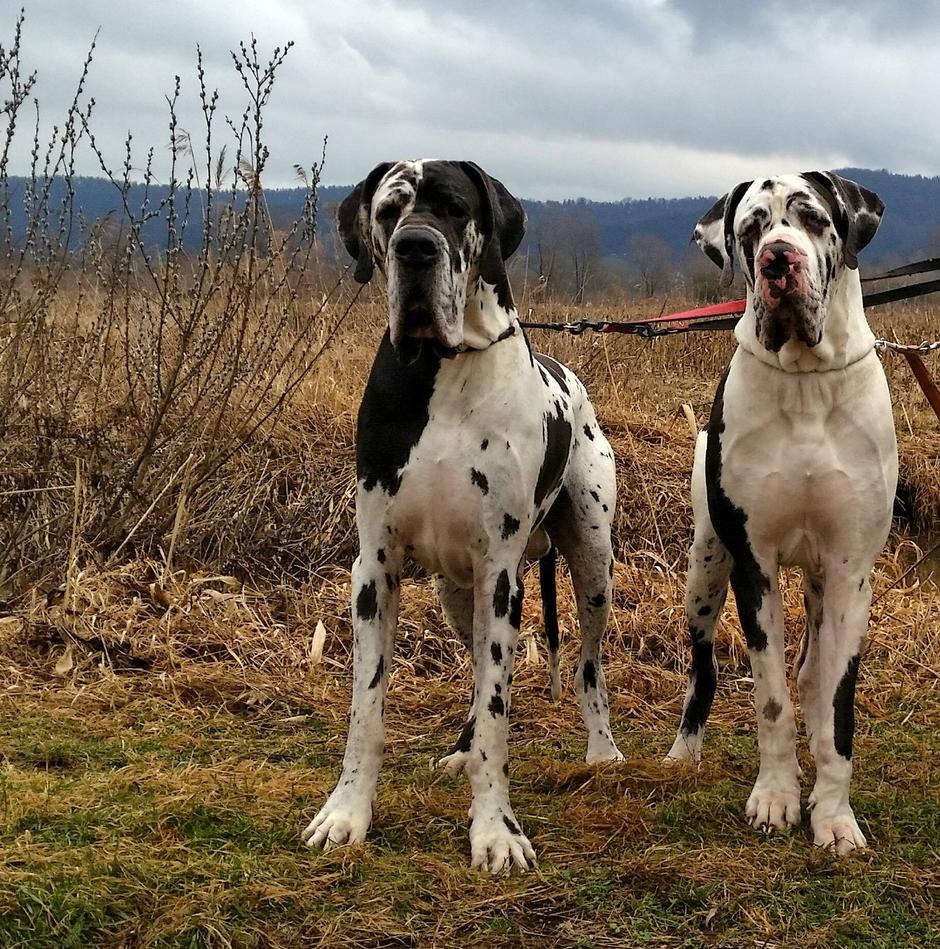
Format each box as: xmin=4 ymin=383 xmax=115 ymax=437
xmin=6 ymin=0 xmax=939 ymax=199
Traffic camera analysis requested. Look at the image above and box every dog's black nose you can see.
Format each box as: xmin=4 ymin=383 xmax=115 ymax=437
xmin=759 ymin=241 xmax=796 ymax=280
xmin=394 ymin=231 xmax=438 ymax=267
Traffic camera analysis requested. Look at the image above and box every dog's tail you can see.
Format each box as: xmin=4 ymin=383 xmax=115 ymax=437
xmin=539 ymin=546 xmax=562 ymax=701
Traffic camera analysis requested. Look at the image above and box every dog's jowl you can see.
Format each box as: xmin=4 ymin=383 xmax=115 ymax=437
xmin=667 ymin=173 xmax=898 ymax=854
xmin=302 ymin=160 xmax=621 ymax=873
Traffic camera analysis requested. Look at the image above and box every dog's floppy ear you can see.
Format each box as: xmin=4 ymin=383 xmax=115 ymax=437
xmin=801 ymin=171 xmax=884 ymax=270
xmin=458 ymin=161 xmax=526 ymax=289
xmin=692 ymin=180 xmax=751 ymax=288
xmin=337 ymin=161 xmax=395 ymax=283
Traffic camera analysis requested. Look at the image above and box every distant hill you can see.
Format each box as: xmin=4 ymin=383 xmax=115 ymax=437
xmin=314 ymin=168 xmax=940 ymax=267
xmin=3 ymin=168 xmax=938 ymax=268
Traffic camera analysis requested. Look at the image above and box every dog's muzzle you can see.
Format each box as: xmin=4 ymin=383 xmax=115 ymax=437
xmin=395 ymin=229 xmax=441 ymax=336
xmin=758 ymin=241 xmax=803 ymax=300
xmin=393 ymin=229 xmax=440 ymax=270
xmin=387 ymin=224 xmax=462 ymax=357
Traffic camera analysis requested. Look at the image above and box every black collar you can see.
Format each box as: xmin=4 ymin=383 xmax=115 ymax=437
xmin=440 ymin=321 xmax=519 ymax=359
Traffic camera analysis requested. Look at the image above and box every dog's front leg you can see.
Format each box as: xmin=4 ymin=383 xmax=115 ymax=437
xmin=466 ymin=563 xmax=536 ymax=873
xmin=302 ymin=546 xmax=401 ymax=851
xmin=732 ymin=556 xmax=802 ymax=833
xmin=806 ymin=569 xmax=872 ymax=854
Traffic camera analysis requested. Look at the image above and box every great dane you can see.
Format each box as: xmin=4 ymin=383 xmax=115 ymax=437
xmin=667 ymin=172 xmax=898 ymax=854
xmin=303 ymin=160 xmax=622 ymax=872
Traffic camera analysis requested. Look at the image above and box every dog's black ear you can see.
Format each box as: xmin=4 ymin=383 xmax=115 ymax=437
xmin=692 ymin=180 xmax=752 ymax=288
xmin=459 ymin=161 xmax=526 ymax=290
xmin=801 ymin=171 xmax=884 ymax=270
xmin=337 ymin=161 xmax=395 ymax=283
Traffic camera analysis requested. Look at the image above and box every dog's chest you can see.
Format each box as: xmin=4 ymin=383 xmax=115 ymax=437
xmin=357 ymin=335 xmax=556 ymax=584
xmin=391 ymin=421 xmax=538 ymax=582
xmin=713 ymin=349 xmax=897 ymax=564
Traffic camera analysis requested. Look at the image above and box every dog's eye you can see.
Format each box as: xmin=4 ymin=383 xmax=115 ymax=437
xmin=739 ymin=221 xmax=761 ymax=246
xmin=375 ymin=204 xmax=399 ymax=224
xmin=447 ymin=202 xmax=470 ymax=220
xmin=798 ymin=207 xmax=829 ymax=234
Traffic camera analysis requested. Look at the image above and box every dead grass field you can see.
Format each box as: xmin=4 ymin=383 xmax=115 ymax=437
xmin=0 ymin=293 xmax=938 ymax=947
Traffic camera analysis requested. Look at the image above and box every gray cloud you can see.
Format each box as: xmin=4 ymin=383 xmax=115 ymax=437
xmin=6 ymin=1 xmax=939 ymax=201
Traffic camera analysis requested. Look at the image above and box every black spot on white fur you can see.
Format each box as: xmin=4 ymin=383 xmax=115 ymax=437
xmin=357 ymin=332 xmax=440 ymax=496
xmin=535 ymin=353 xmax=570 ymax=395
xmin=582 ymin=659 xmax=597 ymax=691
xmin=471 ymin=469 xmax=489 ymax=494
xmin=534 ymin=403 xmax=572 ymax=509
xmin=501 ymin=513 xmax=520 ymax=539
xmin=356 ymin=581 xmax=378 ymax=621
xmin=509 ymin=582 xmax=523 ymax=629
xmin=833 ymin=654 xmax=861 ymax=759
xmin=706 ymin=369 xmax=770 ymax=651
xmin=493 ymin=569 xmax=510 ymax=617
xmin=450 ymin=717 xmax=475 ymax=754
xmin=678 ymin=638 xmax=717 ymax=738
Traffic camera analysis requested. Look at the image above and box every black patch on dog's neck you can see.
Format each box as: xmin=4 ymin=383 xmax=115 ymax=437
xmin=357 ymin=330 xmax=441 ymax=496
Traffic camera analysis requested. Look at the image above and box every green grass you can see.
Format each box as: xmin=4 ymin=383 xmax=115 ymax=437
xmin=1 ymin=688 xmax=938 ymax=948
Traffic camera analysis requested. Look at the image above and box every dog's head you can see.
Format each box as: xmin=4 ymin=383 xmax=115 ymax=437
xmin=693 ymin=172 xmax=884 ymax=352
xmin=338 ymin=160 xmax=525 ymax=356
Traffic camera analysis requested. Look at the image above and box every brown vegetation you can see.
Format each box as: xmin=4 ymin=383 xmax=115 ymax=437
xmin=1 ymin=288 xmax=938 ymax=946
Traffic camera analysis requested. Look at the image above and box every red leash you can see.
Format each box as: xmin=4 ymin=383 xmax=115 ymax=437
xmin=519 ymin=256 xmax=940 ymax=425
xmin=519 ymin=255 xmax=940 ymax=338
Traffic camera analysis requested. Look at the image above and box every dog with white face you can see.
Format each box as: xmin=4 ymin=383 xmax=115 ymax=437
xmin=303 ymin=160 xmax=622 ymax=873
xmin=667 ymin=172 xmax=898 ymax=855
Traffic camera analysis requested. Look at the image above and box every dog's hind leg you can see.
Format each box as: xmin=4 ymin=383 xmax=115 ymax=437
xmin=435 ymin=576 xmax=477 ymax=775
xmin=667 ymin=432 xmax=732 ymax=763
xmin=543 ymin=437 xmax=622 ymax=764
xmin=303 ymin=543 xmax=402 ymax=851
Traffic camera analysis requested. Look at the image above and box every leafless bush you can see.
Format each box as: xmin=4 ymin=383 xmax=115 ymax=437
xmin=0 ymin=12 xmax=355 ymax=594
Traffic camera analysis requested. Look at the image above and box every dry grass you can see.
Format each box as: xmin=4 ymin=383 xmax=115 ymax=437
xmin=0 ymin=293 xmax=939 ymax=947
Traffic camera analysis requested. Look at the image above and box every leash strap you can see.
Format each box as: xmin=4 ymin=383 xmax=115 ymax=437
xmin=519 ymin=254 xmax=940 ymax=425
xmin=900 ymin=351 xmax=940 ymax=424
xmin=520 ymin=256 xmax=940 ymax=338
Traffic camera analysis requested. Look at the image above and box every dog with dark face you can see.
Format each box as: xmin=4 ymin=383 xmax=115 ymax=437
xmin=667 ymin=172 xmax=898 ymax=855
xmin=302 ymin=160 xmax=622 ymax=873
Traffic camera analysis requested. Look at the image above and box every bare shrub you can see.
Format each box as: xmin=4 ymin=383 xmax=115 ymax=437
xmin=0 ymin=13 xmax=356 ymax=593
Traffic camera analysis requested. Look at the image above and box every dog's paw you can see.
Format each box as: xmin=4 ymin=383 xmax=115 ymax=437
xmin=745 ymin=778 xmax=801 ymax=832
xmin=810 ymin=804 xmax=867 ymax=855
xmin=664 ymin=732 xmax=703 ymax=764
xmin=469 ymin=809 xmax=536 ymax=874
xmin=437 ymin=749 xmax=470 ymax=776
xmin=586 ymin=739 xmax=624 ymax=764
xmin=301 ymin=790 xmax=372 ymax=852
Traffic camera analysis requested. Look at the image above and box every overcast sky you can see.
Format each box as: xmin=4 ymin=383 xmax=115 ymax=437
xmin=9 ymin=1 xmax=940 ymax=201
